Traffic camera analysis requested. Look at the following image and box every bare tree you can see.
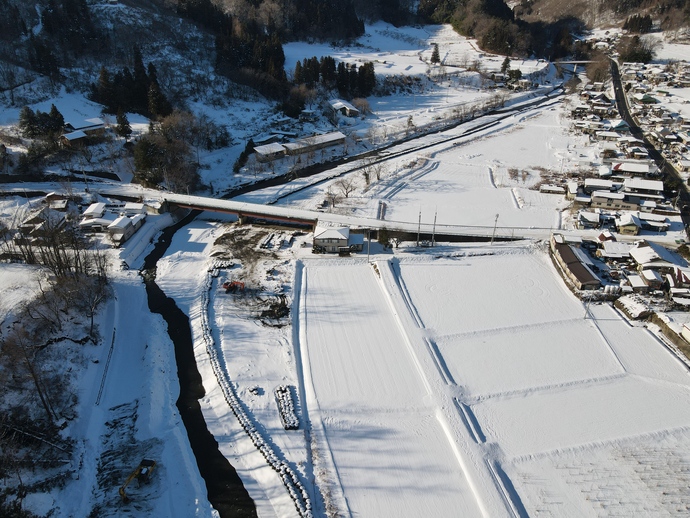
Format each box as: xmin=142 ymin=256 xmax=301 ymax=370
xmin=325 ymin=189 xmax=340 ymax=208
xmin=76 ymin=272 xmax=111 ymax=340
xmin=0 ymin=62 xmax=22 ymax=105
xmin=372 ymin=161 xmax=387 ymax=181
xmin=3 ymin=326 xmax=58 ymax=426
xmin=335 ymin=178 xmax=356 ymax=198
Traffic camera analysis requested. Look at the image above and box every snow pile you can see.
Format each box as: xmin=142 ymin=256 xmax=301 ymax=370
xmin=200 ymin=260 xmax=312 ymax=518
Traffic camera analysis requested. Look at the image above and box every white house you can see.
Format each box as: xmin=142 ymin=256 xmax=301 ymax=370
xmin=313 ymin=225 xmax=363 ymax=253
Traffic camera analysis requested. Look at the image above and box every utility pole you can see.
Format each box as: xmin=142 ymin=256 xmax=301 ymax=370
xmin=432 ymin=209 xmax=437 ymax=247
xmin=417 ymin=210 xmax=421 ymax=247
xmin=367 ymin=228 xmax=371 ymax=263
xmin=583 ymin=293 xmax=592 ymax=319
xmin=490 ymin=213 xmax=499 ymax=245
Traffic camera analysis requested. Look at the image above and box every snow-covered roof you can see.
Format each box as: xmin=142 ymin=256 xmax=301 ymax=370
xmin=131 ymin=213 xmax=146 ymax=225
xmin=617 ymin=212 xmax=640 ymax=227
xmin=642 ymin=269 xmax=663 ymax=282
xmin=108 ymin=215 xmax=132 ymax=229
xmin=328 ymin=99 xmax=359 ymax=113
xmin=623 ymin=177 xmax=664 ymax=192
xmin=283 ymin=132 xmax=346 ymax=153
xmin=61 ymin=130 xmax=87 ymax=141
xmin=592 ymin=190 xmax=625 ymax=200
xmin=579 ymin=211 xmax=600 ymax=224
xmin=67 ymin=117 xmax=104 ymax=130
xmin=254 ymin=142 xmax=286 ymax=155
xmin=314 ymin=225 xmax=349 ymax=240
xmin=584 ymin=178 xmax=613 ymax=189
xmin=612 ymin=162 xmax=650 ymax=174
xmin=83 ymin=202 xmax=106 ymax=217
xmin=630 ymin=241 xmax=685 ymax=268
xmin=601 ymin=241 xmax=633 ymax=256
xmin=79 ymin=213 xmax=117 ymax=228
xmin=123 ymin=202 xmax=146 ymax=213
xmin=628 ymin=274 xmax=647 ymax=288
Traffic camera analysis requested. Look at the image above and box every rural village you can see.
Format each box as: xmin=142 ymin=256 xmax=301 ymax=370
xmin=1 ymin=1 xmax=690 ymax=517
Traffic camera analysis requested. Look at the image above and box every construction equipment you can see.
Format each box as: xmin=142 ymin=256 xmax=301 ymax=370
xmin=119 ymin=459 xmax=156 ymax=504
xmin=222 ymin=280 xmax=245 ymax=292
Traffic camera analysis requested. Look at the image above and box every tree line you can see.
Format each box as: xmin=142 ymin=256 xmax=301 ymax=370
xmin=90 ymin=47 xmax=172 ymax=120
xmin=132 ymin=110 xmax=229 ymax=193
xmin=294 ymin=56 xmax=376 ymax=97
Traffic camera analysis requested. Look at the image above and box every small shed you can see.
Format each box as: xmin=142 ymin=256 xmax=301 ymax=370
xmin=60 ymin=130 xmax=87 ymax=147
xmin=83 ymin=202 xmax=106 ymax=219
xmin=327 ymin=99 xmax=360 ymax=118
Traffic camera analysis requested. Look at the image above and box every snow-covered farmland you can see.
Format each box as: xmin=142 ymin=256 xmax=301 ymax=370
xmin=146 ymin=214 xmax=690 ymax=518
xmin=297 ymin=262 xmax=482 ymax=517
xmin=293 ymin=244 xmax=690 ymax=517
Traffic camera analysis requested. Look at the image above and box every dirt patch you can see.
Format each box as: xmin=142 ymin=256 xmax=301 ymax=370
xmin=213 ymin=225 xmax=277 ymax=283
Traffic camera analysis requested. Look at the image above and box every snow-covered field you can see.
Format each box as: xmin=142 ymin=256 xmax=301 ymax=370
xmin=149 ymin=219 xmax=690 ymax=517
xmin=2 ymin=12 xmax=690 ymax=517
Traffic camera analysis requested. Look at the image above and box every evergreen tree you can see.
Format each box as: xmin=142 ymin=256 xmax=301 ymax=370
xmin=294 ymin=60 xmax=303 ymax=83
xmin=28 ymin=36 xmax=60 ymax=81
xmin=95 ymin=66 xmax=116 ymax=113
xmin=501 ymin=56 xmax=510 ymax=74
xmin=18 ymin=106 xmax=38 ymax=138
xmin=148 ymin=82 xmax=172 ymax=119
xmin=431 ymin=43 xmax=440 ymax=64
xmin=47 ymin=104 xmax=64 ymax=133
xmin=116 ymin=109 xmax=132 ymax=141
xmin=336 ymin=62 xmax=349 ymax=96
xmin=357 ymin=62 xmax=376 ymax=96
xmin=132 ymin=46 xmax=150 ymax=114
xmin=320 ymin=56 xmax=337 ymax=85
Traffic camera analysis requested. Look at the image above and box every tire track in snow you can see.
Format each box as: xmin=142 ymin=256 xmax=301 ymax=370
xmin=487 ymin=166 xmax=497 ymax=188
xmin=463 ymin=372 xmax=628 ymax=404
xmin=485 ymin=460 xmax=529 ymax=518
xmin=454 ymin=398 xmax=485 ymax=444
xmin=434 ymin=317 xmax=588 ymax=342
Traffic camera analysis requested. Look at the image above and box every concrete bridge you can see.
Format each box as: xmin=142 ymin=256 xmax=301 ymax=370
xmin=163 ymin=193 xmax=559 ymax=242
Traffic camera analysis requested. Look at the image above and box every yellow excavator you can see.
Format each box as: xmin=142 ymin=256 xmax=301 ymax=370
xmin=119 ymin=459 xmax=156 ymax=503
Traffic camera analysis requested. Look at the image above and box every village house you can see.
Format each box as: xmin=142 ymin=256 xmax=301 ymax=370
xmin=60 ymin=130 xmax=88 ymax=148
xmin=622 ymin=177 xmax=665 ymax=205
xmin=629 ymin=240 xmax=687 ymax=275
xmin=64 ymin=117 xmax=105 ymax=135
xmin=313 ymin=225 xmax=364 ymax=254
xmin=610 ymin=161 xmax=654 ymax=177
xmin=283 ymin=131 xmax=346 ymax=156
xmin=596 ymin=240 xmax=634 ymax=262
xmin=18 ymin=207 xmax=66 ymax=241
xmin=615 ymin=212 xmax=641 ymax=235
xmin=254 ymin=142 xmax=286 ymax=163
xmin=577 ymin=211 xmax=601 ymax=229
xmin=590 ymin=191 xmax=637 ymax=211
xmin=83 ymin=202 xmax=107 ymax=219
xmin=107 ymin=213 xmax=146 ymax=245
xmin=550 ymin=234 xmax=601 ymax=290
xmin=327 ymin=99 xmax=360 ymax=120
xmin=253 ymin=131 xmax=346 ymax=162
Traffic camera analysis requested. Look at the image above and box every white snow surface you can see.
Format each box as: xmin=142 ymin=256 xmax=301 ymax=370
xmin=148 ymin=223 xmax=690 ymax=518
xmin=1 ymin=18 xmax=690 ymax=518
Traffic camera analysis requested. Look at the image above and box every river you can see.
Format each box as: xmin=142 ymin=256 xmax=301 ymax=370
xmin=141 ymin=209 xmax=257 ymax=518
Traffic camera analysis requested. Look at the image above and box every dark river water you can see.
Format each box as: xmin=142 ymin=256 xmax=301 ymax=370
xmin=142 ymin=209 xmax=257 ymax=518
